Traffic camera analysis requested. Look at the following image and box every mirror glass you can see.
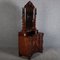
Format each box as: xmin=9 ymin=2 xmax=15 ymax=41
xmin=26 ymin=11 xmax=33 ymax=31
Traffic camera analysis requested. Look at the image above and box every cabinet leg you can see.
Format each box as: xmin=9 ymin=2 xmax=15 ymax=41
xmin=28 ymin=55 xmax=32 ymax=60
xmin=19 ymin=52 xmax=22 ymax=56
xmin=39 ymin=49 xmax=43 ymax=53
xmin=28 ymin=57 xmax=31 ymax=60
xmin=40 ymin=50 xmax=43 ymax=53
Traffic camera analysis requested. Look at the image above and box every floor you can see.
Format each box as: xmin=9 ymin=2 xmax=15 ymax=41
xmin=0 ymin=48 xmax=60 ymax=60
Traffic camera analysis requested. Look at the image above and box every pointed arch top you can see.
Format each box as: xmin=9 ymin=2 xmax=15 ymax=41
xmin=24 ymin=1 xmax=35 ymax=9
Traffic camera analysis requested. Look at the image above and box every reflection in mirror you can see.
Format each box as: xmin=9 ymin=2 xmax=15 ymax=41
xmin=26 ymin=11 xmax=33 ymax=31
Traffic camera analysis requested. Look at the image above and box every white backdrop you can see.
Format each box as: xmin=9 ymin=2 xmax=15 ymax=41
xmin=0 ymin=0 xmax=60 ymax=49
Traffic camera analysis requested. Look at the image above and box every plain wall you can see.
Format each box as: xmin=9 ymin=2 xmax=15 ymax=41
xmin=0 ymin=0 xmax=19 ymax=48
xmin=0 ymin=0 xmax=60 ymax=49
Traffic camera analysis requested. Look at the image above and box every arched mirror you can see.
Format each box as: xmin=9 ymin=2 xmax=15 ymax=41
xmin=22 ymin=1 xmax=36 ymax=34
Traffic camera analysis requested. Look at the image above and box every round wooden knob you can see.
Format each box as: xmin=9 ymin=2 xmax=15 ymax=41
xmin=24 ymin=33 xmax=26 ymax=36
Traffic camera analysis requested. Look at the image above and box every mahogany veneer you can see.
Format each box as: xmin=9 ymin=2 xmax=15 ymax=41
xmin=18 ymin=1 xmax=44 ymax=59
xmin=18 ymin=32 xmax=44 ymax=58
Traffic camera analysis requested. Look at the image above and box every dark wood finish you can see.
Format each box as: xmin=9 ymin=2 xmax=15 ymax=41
xmin=18 ymin=1 xmax=44 ymax=59
xmin=18 ymin=32 xmax=44 ymax=58
xmin=22 ymin=1 xmax=36 ymax=33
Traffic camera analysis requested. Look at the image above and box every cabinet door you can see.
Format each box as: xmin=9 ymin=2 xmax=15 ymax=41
xmin=32 ymin=35 xmax=39 ymax=52
xmin=32 ymin=34 xmax=43 ymax=52
xmin=19 ymin=36 xmax=32 ymax=56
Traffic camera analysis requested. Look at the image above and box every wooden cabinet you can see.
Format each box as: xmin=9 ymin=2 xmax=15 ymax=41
xmin=18 ymin=32 xmax=44 ymax=59
xmin=18 ymin=1 xmax=44 ymax=59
